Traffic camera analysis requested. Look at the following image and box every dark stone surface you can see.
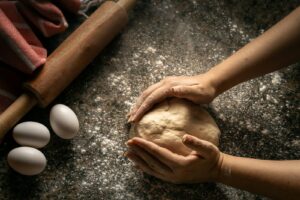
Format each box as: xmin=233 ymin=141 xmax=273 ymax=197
xmin=0 ymin=0 xmax=299 ymax=199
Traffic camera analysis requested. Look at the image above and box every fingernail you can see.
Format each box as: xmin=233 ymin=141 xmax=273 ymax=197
xmin=182 ymin=136 xmax=187 ymax=143
xmin=125 ymin=140 xmax=133 ymax=146
xmin=131 ymin=114 xmax=136 ymax=122
xmin=183 ymin=135 xmax=192 ymax=143
xmin=128 ymin=116 xmax=134 ymax=123
xmin=182 ymin=134 xmax=188 ymax=141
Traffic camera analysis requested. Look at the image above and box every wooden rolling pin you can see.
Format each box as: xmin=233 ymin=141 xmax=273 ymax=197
xmin=0 ymin=0 xmax=136 ymax=140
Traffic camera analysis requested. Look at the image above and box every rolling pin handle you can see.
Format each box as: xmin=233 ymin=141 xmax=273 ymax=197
xmin=0 ymin=0 xmax=136 ymax=141
xmin=0 ymin=93 xmax=37 ymax=140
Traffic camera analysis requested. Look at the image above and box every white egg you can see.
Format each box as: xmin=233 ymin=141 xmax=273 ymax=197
xmin=13 ymin=122 xmax=50 ymax=148
xmin=50 ymin=104 xmax=79 ymax=139
xmin=7 ymin=147 xmax=47 ymax=176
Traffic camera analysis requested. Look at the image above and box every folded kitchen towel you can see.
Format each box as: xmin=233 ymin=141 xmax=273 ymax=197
xmin=0 ymin=0 xmax=81 ymax=74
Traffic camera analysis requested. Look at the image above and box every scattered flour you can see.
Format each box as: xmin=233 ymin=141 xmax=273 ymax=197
xmin=271 ymin=73 xmax=282 ymax=85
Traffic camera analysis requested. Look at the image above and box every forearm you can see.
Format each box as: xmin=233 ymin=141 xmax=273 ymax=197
xmin=217 ymin=154 xmax=300 ymax=199
xmin=206 ymin=7 xmax=300 ymax=95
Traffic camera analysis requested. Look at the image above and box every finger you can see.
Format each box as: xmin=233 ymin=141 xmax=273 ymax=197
xmin=129 ymin=82 xmax=162 ymax=118
xmin=182 ymin=134 xmax=219 ymax=159
xmin=126 ymin=112 xmax=131 ymax=119
xmin=127 ymin=103 xmax=140 ymax=119
xmin=128 ymin=137 xmax=181 ymax=168
xmin=125 ymin=151 xmax=155 ymax=173
xmin=130 ymin=87 xmax=172 ymax=122
xmin=126 ymin=108 xmax=135 ymax=119
xmin=125 ymin=151 xmax=167 ymax=180
xmin=125 ymin=151 xmax=144 ymax=166
xmin=128 ymin=144 xmax=172 ymax=174
xmin=171 ymin=85 xmax=203 ymax=103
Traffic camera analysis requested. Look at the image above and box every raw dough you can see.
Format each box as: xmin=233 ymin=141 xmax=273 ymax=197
xmin=130 ymin=98 xmax=220 ymax=156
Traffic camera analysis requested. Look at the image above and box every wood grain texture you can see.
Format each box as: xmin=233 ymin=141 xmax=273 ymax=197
xmin=0 ymin=0 xmax=135 ymax=139
xmin=24 ymin=1 xmax=130 ymax=107
xmin=0 ymin=93 xmax=37 ymax=140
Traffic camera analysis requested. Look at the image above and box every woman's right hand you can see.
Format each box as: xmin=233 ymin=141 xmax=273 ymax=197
xmin=128 ymin=73 xmax=218 ymax=122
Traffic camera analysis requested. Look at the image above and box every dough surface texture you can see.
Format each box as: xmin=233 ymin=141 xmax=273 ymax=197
xmin=130 ymin=98 xmax=220 ymax=156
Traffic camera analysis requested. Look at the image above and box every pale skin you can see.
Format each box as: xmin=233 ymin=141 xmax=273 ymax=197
xmin=124 ymin=6 xmax=300 ymax=199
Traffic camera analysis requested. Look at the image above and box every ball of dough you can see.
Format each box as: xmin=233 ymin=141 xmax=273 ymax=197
xmin=130 ymin=98 xmax=220 ymax=156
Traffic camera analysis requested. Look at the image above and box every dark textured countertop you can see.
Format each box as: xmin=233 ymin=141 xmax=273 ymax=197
xmin=0 ymin=0 xmax=299 ymax=199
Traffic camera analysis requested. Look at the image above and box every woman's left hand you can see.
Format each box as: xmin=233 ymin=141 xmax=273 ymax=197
xmin=124 ymin=134 xmax=223 ymax=184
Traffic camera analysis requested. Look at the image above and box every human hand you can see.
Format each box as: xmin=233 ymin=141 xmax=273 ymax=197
xmin=128 ymin=74 xmax=217 ymax=122
xmin=124 ymin=134 xmax=224 ymax=184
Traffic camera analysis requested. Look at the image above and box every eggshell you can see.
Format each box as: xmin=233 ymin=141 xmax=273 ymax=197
xmin=7 ymin=147 xmax=47 ymax=176
xmin=50 ymin=104 xmax=79 ymax=139
xmin=13 ymin=122 xmax=50 ymax=148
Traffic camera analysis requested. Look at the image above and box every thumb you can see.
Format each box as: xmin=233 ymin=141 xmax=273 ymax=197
xmin=182 ymin=134 xmax=219 ymax=159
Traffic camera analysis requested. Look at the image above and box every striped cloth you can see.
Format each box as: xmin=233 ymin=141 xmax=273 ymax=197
xmin=0 ymin=0 xmax=81 ymax=74
xmin=0 ymin=0 xmax=81 ymax=115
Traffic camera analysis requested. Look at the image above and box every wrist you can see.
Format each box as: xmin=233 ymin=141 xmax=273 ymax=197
xmin=204 ymin=66 xmax=226 ymax=97
xmin=211 ymin=152 xmax=232 ymax=182
xmin=193 ymin=73 xmax=219 ymax=102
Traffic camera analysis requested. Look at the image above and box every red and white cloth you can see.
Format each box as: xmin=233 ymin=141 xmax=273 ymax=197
xmin=0 ymin=0 xmax=81 ymax=74
xmin=0 ymin=0 xmax=81 ymax=114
